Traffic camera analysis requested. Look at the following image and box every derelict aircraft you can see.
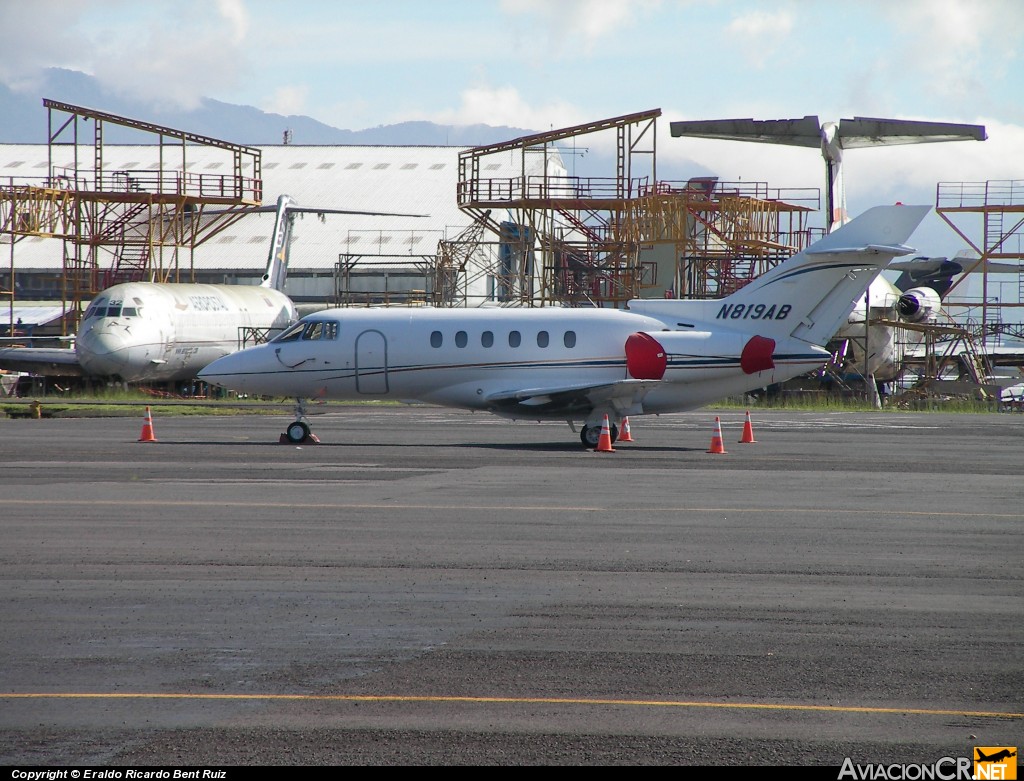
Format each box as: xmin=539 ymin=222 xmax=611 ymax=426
xmin=668 ymin=115 xmax=987 ymax=387
xmin=199 ymin=204 xmax=931 ymax=446
xmin=0 ymin=195 xmax=420 ymax=384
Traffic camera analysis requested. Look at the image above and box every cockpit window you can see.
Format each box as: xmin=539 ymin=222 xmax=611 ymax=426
xmin=274 ymin=322 xmax=307 ymax=342
xmin=273 ymin=320 xmax=338 ymax=343
xmin=105 ymin=301 xmax=123 ymax=318
xmin=85 ymin=298 xmax=108 ymax=319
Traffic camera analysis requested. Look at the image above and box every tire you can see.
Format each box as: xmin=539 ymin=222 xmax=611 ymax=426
xmin=581 ymin=422 xmax=619 ymax=448
xmin=580 ymin=425 xmax=600 ymax=448
xmin=286 ymin=420 xmax=311 ymax=443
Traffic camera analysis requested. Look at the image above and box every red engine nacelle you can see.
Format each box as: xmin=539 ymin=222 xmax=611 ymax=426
xmin=625 ymin=331 xmax=777 ymax=380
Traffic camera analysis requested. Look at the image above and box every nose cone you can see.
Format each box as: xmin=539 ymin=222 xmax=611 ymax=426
xmin=198 ymin=350 xmax=254 ymax=392
xmin=200 ymin=344 xmax=306 ymax=397
xmin=76 ymin=327 xmax=130 ymax=377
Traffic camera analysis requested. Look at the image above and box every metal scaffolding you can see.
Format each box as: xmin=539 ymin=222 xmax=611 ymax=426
xmin=936 ymin=179 xmax=1024 ymax=342
xmin=0 ymin=99 xmax=262 ymax=335
xmin=455 ymin=109 xmax=818 ymax=307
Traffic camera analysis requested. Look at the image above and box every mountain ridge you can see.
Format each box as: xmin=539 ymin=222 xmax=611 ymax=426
xmin=0 ymin=68 xmax=538 ymax=147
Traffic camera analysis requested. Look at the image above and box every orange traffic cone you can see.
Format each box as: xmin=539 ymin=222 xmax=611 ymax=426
xmin=707 ymin=416 xmax=726 ymax=454
xmin=138 ymin=406 xmax=157 ymax=442
xmin=738 ymin=410 xmax=757 ymax=443
xmin=619 ymin=417 xmax=635 ymax=442
xmin=595 ymin=414 xmax=615 ymax=452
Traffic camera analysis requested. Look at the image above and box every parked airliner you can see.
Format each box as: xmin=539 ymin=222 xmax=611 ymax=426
xmin=199 ymin=204 xmax=931 ymax=446
xmin=0 ymin=195 xmax=419 ymax=384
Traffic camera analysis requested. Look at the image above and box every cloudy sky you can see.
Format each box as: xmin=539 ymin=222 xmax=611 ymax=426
xmin=2 ymin=0 xmax=1023 ymax=260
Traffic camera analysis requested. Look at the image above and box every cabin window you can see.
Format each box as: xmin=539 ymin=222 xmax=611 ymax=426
xmin=563 ymin=330 xmax=576 ymax=348
xmin=430 ymin=330 xmax=443 ymax=348
xmin=481 ymin=331 xmax=494 ymax=348
xmin=455 ymin=330 xmax=468 ymax=348
xmin=508 ymin=330 xmax=521 ymax=348
xmin=537 ymin=330 xmax=549 ymax=348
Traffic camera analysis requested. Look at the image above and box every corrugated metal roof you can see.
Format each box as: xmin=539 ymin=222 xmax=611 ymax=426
xmin=1 ymin=304 xmax=65 ymax=326
xmin=1 ymin=143 xmax=554 ymax=274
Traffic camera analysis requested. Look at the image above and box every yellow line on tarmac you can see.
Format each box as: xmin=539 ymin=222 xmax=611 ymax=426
xmin=2 ymin=692 xmax=1021 ymax=719
xmin=2 ymin=498 xmax=1023 ymax=519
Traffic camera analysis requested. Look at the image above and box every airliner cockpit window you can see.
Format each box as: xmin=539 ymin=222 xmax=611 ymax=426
xmin=84 ymin=298 xmax=107 ymax=319
xmin=105 ymin=302 xmax=123 ymax=318
xmin=121 ymin=307 xmax=137 ymax=317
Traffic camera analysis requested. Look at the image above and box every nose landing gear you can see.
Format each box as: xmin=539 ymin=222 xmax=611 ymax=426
xmin=280 ymin=398 xmax=320 ymax=444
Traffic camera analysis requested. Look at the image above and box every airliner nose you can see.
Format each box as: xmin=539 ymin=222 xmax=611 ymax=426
xmin=76 ymin=329 xmax=130 ymax=376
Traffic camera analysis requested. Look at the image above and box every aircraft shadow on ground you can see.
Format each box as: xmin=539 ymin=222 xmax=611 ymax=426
xmin=148 ymin=440 xmax=705 ymax=453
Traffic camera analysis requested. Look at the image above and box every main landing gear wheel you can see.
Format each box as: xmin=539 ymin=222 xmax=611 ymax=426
xmin=580 ymin=423 xmax=618 ymax=448
xmin=286 ymin=420 xmax=311 ymax=443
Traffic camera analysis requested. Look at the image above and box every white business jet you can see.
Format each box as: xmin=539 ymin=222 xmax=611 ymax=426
xmin=199 ymin=204 xmax=930 ymax=446
xmin=0 ymin=195 xmax=418 ymax=384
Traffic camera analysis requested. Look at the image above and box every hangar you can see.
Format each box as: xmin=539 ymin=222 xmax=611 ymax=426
xmin=0 ymin=137 xmax=548 ymax=309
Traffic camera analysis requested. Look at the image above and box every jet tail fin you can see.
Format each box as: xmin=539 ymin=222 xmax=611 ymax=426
xmin=260 ymin=194 xmax=295 ymax=292
xmin=719 ymin=204 xmax=931 ymax=346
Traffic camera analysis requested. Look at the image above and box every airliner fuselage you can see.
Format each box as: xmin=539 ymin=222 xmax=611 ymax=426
xmin=76 ymin=282 xmax=296 ymax=382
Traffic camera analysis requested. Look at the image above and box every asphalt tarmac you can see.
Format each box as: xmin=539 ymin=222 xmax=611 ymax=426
xmin=0 ymin=404 xmax=1021 ymax=767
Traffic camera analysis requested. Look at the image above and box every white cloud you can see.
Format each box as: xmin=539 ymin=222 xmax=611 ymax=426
xmin=0 ymin=0 xmax=255 ymax=111
xmin=880 ymin=0 xmax=1023 ymax=114
xmin=216 ymin=0 xmax=249 ymax=44
xmin=90 ymin=1 xmax=254 ymax=111
xmin=430 ymin=85 xmax=587 ymax=132
xmin=723 ymin=7 xmax=795 ymax=67
xmin=500 ymin=0 xmax=662 ymax=53
xmin=0 ymin=0 xmax=98 ymax=88
xmin=266 ymin=85 xmax=310 ymax=118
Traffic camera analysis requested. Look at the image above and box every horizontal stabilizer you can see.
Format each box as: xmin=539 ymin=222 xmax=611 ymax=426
xmin=670 ymin=115 xmax=987 ymax=149
xmin=808 ymin=243 xmax=917 ymax=256
xmin=835 ymin=117 xmax=987 ymax=148
xmin=670 ymin=115 xmax=824 ymax=147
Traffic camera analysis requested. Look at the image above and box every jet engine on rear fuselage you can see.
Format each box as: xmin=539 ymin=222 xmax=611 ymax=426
xmin=895 ymin=286 xmax=942 ymax=323
xmin=625 ymin=330 xmax=783 ymax=381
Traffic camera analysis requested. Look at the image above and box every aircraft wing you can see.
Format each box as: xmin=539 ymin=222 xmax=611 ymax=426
xmin=0 ymin=347 xmax=83 ymax=377
xmin=485 ymin=378 xmax=661 ymax=416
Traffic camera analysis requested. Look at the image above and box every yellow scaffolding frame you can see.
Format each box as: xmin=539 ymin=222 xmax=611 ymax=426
xmin=0 ymin=99 xmax=263 ymax=335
